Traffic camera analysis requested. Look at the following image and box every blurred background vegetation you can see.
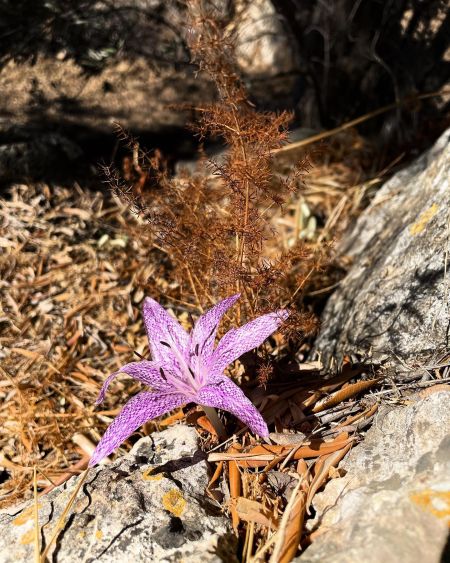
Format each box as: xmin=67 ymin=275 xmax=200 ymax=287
xmin=0 ymin=0 xmax=448 ymax=182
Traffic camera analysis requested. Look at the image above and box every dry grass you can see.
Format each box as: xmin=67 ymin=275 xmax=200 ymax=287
xmin=0 ymin=182 xmax=170 ymax=505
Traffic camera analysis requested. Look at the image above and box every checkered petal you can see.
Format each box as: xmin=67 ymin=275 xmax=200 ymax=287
xmin=210 ymin=310 xmax=289 ymax=378
xmin=196 ymin=375 xmax=269 ymax=437
xmin=95 ymin=360 xmax=170 ymax=405
xmin=190 ymin=293 xmax=240 ymax=370
xmin=89 ymin=391 xmax=186 ymax=466
xmin=143 ymin=297 xmax=189 ymax=367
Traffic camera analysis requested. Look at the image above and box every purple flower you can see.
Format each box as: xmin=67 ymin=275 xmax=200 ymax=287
xmin=89 ymin=294 xmax=288 ymax=466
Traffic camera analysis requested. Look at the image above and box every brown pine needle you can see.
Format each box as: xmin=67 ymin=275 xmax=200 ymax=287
xmin=312 ymin=378 xmax=381 ymax=413
xmin=228 ymin=444 xmax=242 ymax=532
xmin=268 ymin=475 xmax=304 ymax=563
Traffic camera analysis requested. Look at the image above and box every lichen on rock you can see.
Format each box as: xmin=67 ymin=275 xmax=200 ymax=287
xmin=0 ymin=426 xmax=236 ymax=563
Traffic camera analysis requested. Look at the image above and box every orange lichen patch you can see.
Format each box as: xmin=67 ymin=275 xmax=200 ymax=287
xmin=142 ymin=468 xmax=163 ymax=481
xmin=19 ymin=529 xmax=35 ymax=545
xmin=409 ymin=203 xmax=439 ymax=235
xmin=410 ymin=488 xmax=450 ymax=525
xmin=12 ymin=504 xmax=42 ymax=526
xmin=162 ymin=488 xmax=186 ymax=517
xmin=95 ymin=530 xmax=103 ymax=541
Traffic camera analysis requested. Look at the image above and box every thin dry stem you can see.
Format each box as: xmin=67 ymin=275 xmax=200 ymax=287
xmin=202 ymin=406 xmax=227 ymax=441
xmin=40 ymin=469 xmax=90 ymax=563
xmin=33 ymin=466 xmax=40 ymax=563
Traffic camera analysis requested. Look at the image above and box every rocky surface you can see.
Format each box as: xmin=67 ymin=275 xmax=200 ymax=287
xmin=235 ymin=0 xmax=298 ymax=107
xmin=0 ymin=56 xmax=209 ymax=142
xmin=0 ymin=1 xmax=295 ymax=151
xmin=0 ymin=1 xmax=207 ymax=140
xmin=314 ymin=128 xmax=450 ymax=372
xmin=296 ymin=389 xmax=450 ymax=563
xmin=0 ymin=0 xmax=300 ymax=183
xmin=236 ymin=0 xmax=295 ymax=77
xmin=0 ymin=426 xmax=236 ymax=563
xmin=0 ymin=134 xmax=84 ymax=182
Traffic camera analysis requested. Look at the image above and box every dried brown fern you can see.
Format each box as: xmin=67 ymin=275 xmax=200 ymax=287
xmin=106 ymin=0 xmax=321 ymax=362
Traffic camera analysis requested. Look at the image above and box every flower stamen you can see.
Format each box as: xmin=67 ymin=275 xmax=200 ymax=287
xmin=160 ymin=340 xmax=200 ymax=392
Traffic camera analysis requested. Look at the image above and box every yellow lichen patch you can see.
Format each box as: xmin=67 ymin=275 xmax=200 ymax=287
xmin=142 ymin=468 xmax=163 ymax=481
xmin=162 ymin=488 xmax=186 ymax=517
xmin=12 ymin=505 xmax=42 ymax=526
xmin=410 ymin=489 xmax=450 ymax=525
xmin=19 ymin=529 xmax=35 ymax=545
xmin=409 ymin=203 xmax=439 ymax=235
xmin=95 ymin=530 xmax=103 ymax=541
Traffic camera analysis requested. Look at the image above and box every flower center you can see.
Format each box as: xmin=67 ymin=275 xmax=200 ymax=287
xmin=160 ymin=339 xmax=201 ymax=394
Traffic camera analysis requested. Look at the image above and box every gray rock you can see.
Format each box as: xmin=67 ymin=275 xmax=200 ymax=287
xmin=235 ymin=0 xmax=299 ymax=108
xmin=0 ymin=0 xmax=295 ymax=149
xmin=0 ymin=56 xmax=209 ymax=139
xmin=0 ymin=1 xmax=211 ymax=139
xmin=314 ymin=128 xmax=450 ymax=372
xmin=295 ymin=390 xmax=450 ymax=563
xmin=236 ymin=0 xmax=296 ymax=75
xmin=0 ymin=426 xmax=236 ymax=563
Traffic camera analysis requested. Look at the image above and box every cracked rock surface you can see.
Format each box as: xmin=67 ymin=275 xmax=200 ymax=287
xmin=0 ymin=426 xmax=236 ymax=562
xmin=314 ymin=128 xmax=450 ymax=372
xmin=295 ymin=390 xmax=450 ymax=563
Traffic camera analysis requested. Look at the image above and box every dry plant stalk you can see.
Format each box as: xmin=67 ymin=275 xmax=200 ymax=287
xmin=104 ymin=0 xmax=319 ymax=346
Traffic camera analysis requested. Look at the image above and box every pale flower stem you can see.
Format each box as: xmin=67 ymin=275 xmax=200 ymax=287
xmin=202 ymin=406 xmax=227 ymax=440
